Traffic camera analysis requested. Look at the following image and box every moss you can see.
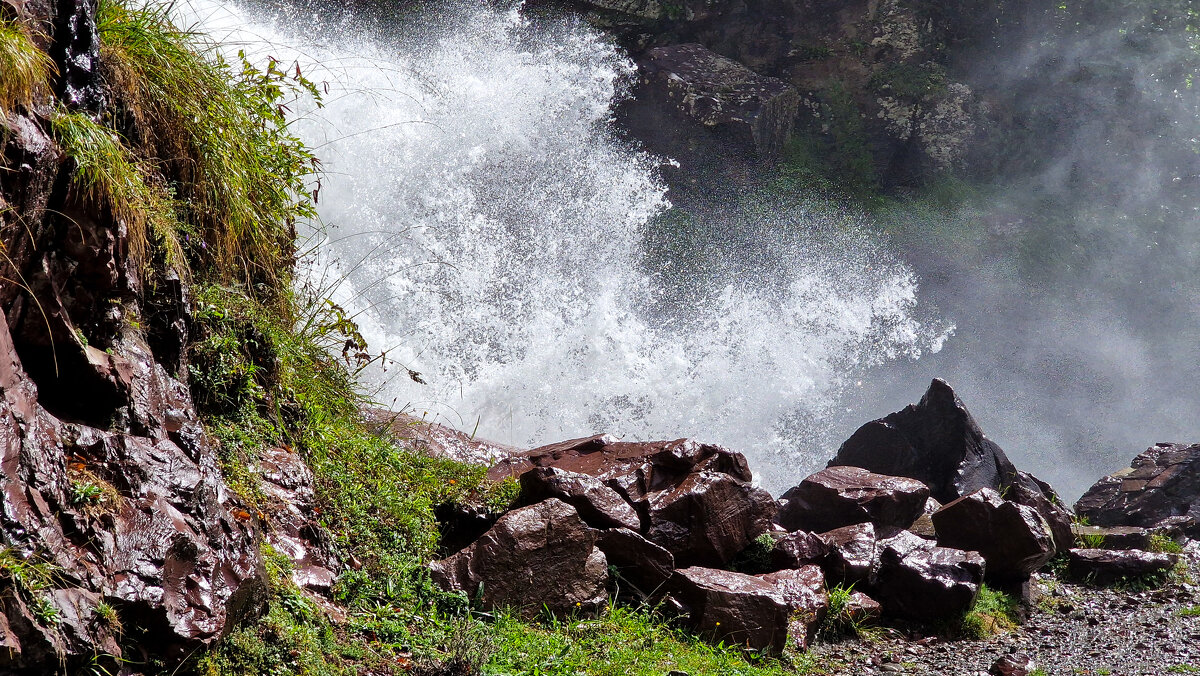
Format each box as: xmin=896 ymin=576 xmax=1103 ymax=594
xmin=868 ymin=62 xmax=948 ymax=100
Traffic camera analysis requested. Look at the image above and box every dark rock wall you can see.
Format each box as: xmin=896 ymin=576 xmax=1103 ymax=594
xmin=1 ymin=2 xmax=267 ymax=671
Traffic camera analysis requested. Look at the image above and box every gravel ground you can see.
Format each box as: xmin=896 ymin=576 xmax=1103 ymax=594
xmin=807 ymin=543 xmax=1200 ymax=676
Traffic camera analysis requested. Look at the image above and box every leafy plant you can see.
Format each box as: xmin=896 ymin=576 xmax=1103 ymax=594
xmin=819 ymin=583 xmax=872 ymax=639
xmin=30 ymin=594 xmax=59 ymax=627
xmin=1149 ymin=533 xmax=1184 ymax=554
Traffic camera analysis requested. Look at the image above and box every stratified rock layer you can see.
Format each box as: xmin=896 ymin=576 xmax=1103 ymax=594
xmin=1075 ymin=442 xmax=1200 ymax=536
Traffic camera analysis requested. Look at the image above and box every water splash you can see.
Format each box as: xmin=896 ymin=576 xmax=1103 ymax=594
xmin=181 ymin=0 xmax=948 ymax=491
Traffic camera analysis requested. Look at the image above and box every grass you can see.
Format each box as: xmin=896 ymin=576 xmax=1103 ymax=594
xmin=960 ymin=585 xmax=1019 ymax=638
xmin=97 ymin=0 xmax=319 ymax=289
xmin=1149 ymin=533 xmax=1184 ymax=554
xmin=818 ymin=584 xmax=875 ymax=640
xmin=0 ymin=15 xmax=55 ymax=113
xmin=487 ymin=606 xmax=816 ymax=675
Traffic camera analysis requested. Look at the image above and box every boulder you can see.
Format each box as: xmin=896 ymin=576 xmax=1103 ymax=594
xmin=633 ymin=43 xmax=799 ymax=157
xmin=770 ymin=530 xmax=830 ymax=571
xmin=489 ymin=435 xmax=775 ymax=567
xmin=430 ymin=499 xmax=608 ymax=618
xmin=831 ymin=379 xmax=1072 ymax=551
xmin=1066 ymin=548 xmax=1180 ymax=586
xmin=932 ymin=488 xmax=1055 ymax=583
xmin=520 ymin=466 xmax=641 ymax=531
xmin=819 ymin=522 xmax=880 ymax=586
xmin=775 ymin=465 xmax=929 ymax=533
xmin=254 ymin=447 xmax=337 ymax=593
xmin=873 ymin=536 xmax=984 ymax=622
xmin=667 ymin=567 xmax=790 ymax=653
xmin=1075 ymin=442 xmax=1200 ymax=537
xmin=756 ymin=566 xmax=828 ymax=650
xmin=595 ymin=527 xmax=674 ymax=597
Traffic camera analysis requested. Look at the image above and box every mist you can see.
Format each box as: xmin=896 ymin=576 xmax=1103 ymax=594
xmin=834 ymin=4 xmax=1200 ymax=501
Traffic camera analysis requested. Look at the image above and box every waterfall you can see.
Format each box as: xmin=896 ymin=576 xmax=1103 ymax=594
xmin=178 ymin=0 xmax=947 ymax=492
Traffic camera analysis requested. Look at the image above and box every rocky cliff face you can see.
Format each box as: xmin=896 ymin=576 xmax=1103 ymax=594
xmin=0 ymin=1 xmax=268 ymax=671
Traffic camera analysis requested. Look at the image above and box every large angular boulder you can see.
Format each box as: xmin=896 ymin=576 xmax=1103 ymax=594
xmin=933 ymin=488 xmax=1056 ymax=583
xmin=776 ymin=466 xmax=929 ymax=533
xmin=873 ymin=535 xmax=984 ymax=622
xmin=520 ymin=466 xmax=641 ymax=531
xmin=1066 ymin=548 xmax=1180 ymax=585
xmin=770 ymin=530 xmax=830 ymax=571
xmin=756 ymin=566 xmax=828 ymax=650
xmin=595 ymin=527 xmax=674 ymax=597
xmin=632 ymin=43 xmax=799 ymax=157
xmin=430 ymin=499 xmax=608 ymax=618
xmin=1075 ymin=442 xmax=1200 ymax=536
xmin=490 ymin=435 xmax=775 ymax=567
xmin=667 ymin=567 xmax=791 ymax=653
xmin=831 ymin=379 xmax=1072 ymax=551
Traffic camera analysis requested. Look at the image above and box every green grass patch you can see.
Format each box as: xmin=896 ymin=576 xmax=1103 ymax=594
xmin=97 ymin=0 xmax=318 ymax=289
xmin=960 ymin=584 xmax=1019 ymax=638
xmin=1149 ymin=533 xmax=1184 ymax=554
xmin=487 ymin=606 xmax=810 ymax=676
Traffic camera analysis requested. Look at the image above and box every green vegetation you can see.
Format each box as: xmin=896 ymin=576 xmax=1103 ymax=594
xmin=96 ymin=0 xmax=318 ymax=287
xmin=1149 ymin=533 xmax=1184 ymax=554
xmin=0 ymin=15 xmax=55 ymax=113
xmin=1167 ymin=665 xmax=1200 ymax=673
xmin=867 ymin=63 xmax=948 ymax=100
xmin=1177 ymin=605 xmax=1200 ymax=618
xmin=960 ymin=585 xmax=1019 ymax=638
xmin=0 ymin=549 xmax=61 ymax=629
xmin=819 ymin=583 xmax=874 ymax=639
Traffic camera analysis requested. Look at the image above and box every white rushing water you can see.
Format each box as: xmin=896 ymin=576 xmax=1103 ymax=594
xmin=182 ymin=0 xmax=949 ymax=491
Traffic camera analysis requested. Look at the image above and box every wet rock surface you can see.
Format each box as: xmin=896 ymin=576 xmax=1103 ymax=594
xmin=809 ymin=544 xmax=1200 ymax=675
xmin=628 ymin=42 xmax=799 ymax=157
xmin=430 ymin=498 xmax=609 ymax=618
xmin=490 ymin=435 xmax=775 ymax=567
xmin=1066 ymin=548 xmax=1180 ymax=586
xmin=666 ymin=566 xmax=791 ymax=653
xmin=933 ymin=488 xmax=1056 ymax=583
xmin=1076 ymin=442 xmax=1200 ymax=536
xmin=776 ymin=465 xmax=930 ymax=534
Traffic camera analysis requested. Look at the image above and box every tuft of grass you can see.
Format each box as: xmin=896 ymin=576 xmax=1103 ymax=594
xmin=50 ymin=109 xmax=185 ymax=273
xmin=961 ymin=585 xmax=1019 ymax=638
xmin=486 ymin=605 xmax=807 ymax=675
xmin=819 ymin=583 xmax=873 ymax=640
xmin=1177 ymin=606 xmax=1200 ymax=618
xmin=93 ymin=600 xmax=123 ymax=636
xmin=97 ymin=0 xmax=319 ymax=290
xmin=0 ymin=16 xmax=55 ymax=113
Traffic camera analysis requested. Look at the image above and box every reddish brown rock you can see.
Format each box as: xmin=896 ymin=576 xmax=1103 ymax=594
xmin=1075 ymin=442 xmax=1200 ymax=537
xmin=874 ymin=536 xmax=984 ymax=622
xmin=991 ymin=653 xmax=1039 ymax=676
xmin=819 ymin=522 xmax=880 ymax=586
xmin=520 ymin=466 xmax=641 ymax=531
xmin=933 ymin=488 xmax=1055 ymax=583
xmin=1066 ymin=548 xmax=1180 ymax=585
xmin=770 ymin=530 xmax=830 ymax=571
xmin=756 ymin=565 xmax=828 ymax=650
xmin=364 ymin=409 xmax=519 ymax=466
xmin=489 ymin=435 xmax=774 ymax=567
xmin=595 ymin=527 xmax=674 ymax=597
xmin=255 ymin=447 xmax=337 ymax=593
xmin=776 ymin=466 xmax=930 ymax=533
xmin=830 ymin=380 xmax=1070 ymax=552
xmin=430 ymin=499 xmax=608 ymax=618
xmin=668 ymin=567 xmax=790 ymax=653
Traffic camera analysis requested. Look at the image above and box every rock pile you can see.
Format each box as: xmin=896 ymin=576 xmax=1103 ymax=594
xmin=435 ymin=379 xmax=1193 ymax=654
